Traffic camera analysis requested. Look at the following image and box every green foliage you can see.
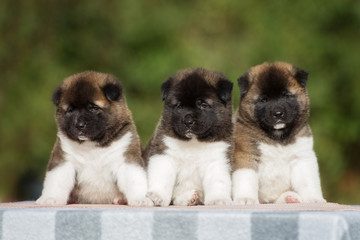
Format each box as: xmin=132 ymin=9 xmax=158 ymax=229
xmin=0 ymin=0 xmax=359 ymax=203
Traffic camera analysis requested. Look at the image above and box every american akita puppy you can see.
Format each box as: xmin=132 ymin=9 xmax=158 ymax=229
xmin=144 ymin=68 xmax=234 ymax=206
xmin=37 ymin=71 xmax=153 ymax=206
xmin=232 ymin=62 xmax=325 ymax=204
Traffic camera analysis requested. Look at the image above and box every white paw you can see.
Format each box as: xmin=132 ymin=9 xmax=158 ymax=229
xmin=146 ymin=192 xmax=170 ymax=207
xmin=233 ymin=197 xmax=259 ymax=205
xmin=128 ymin=197 xmax=154 ymax=207
xmin=205 ymin=198 xmax=232 ymax=206
xmin=173 ymin=190 xmax=201 ymax=206
xmin=36 ymin=196 xmax=67 ymax=206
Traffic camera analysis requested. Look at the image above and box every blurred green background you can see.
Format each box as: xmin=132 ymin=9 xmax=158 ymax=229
xmin=0 ymin=0 xmax=359 ymax=204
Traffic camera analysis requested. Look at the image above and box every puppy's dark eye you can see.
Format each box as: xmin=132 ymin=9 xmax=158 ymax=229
xmin=201 ymin=103 xmax=209 ymax=109
xmin=174 ymin=103 xmax=182 ymax=110
xmin=66 ymin=106 xmax=74 ymax=113
xmin=196 ymin=99 xmax=210 ymax=109
xmin=259 ymin=96 xmax=268 ymax=103
xmin=283 ymin=91 xmax=294 ymax=98
xmin=88 ymin=103 xmax=101 ymax=112
xmin=65 ymin=105 xmax=74 ymax=117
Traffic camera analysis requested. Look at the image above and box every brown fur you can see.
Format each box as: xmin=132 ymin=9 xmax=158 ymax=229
xmin=47 ymin=138 xmax=64 ymax=171
xmin=234 ymin=62 xmax=312 ymax=171
xmin=142 ymin=120 xmax=168 ymax=165
xmin=168 ymin=68 xmax=228 ymax=86
xmin=123 ymin=124 xmax=145 ymax=166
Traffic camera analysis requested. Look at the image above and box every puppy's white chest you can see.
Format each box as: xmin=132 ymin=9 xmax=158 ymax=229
xmin=60 ymin=131 xmax=132 ymax=169
xmin=257 ymin=137 xmax=314 ymax=202
xmin=59 ymin=132 xmax=133 ymax=199
xmin=164 ymin=136 xmax=230 ymax=188
xmin=66 ymin=142 xmax=121 ymax=173
xmin=165 ymin=136 xmax=229 ymax=163
xmin=258 ymin=143 xmax=293 ymax=202
xmin=72 ymin=147 xmax=119 ymax=188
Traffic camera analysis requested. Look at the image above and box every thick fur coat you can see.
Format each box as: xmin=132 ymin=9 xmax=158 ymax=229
xmin=232 ymin=62 xmax=325 ymax=204
xmin=37 ymin=71 xmax=152 ymax=206
xmin=143 ymin=68 xmax=234 ymax=206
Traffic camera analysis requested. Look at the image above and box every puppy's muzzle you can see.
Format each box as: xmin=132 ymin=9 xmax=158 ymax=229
xmin=75 ymin=119 xmax=87 ymax=130
xmin=271 ymin=107 xmax=285 ymax=119
xmin=184 ymin=114 xmax=195 ymax=128
xmin=272 ymin=110 xmax=284 ymax=119
xmin=271 ymin=107 xmax=287 ymax=130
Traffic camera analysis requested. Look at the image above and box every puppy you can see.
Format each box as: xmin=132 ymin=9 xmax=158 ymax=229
xmin=232 ymin=62 xmax=325 ymax=204
xmin=36 ymin=71 xmax=153 ymax=206
xmin=143 ymin=68 xmax=234 ymax=206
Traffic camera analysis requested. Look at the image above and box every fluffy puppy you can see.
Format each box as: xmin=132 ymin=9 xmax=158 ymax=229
xmin=36 ymin=71 xmax=153 ymax=206
xmin=232 ymin=62 xmax=326 ymax=204
xmin=143 ymin=68 xmax=234 ymax=206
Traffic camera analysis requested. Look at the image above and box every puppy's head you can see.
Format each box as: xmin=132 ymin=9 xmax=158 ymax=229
xmin=238 ymin=62 xmax=310 ymax=140
xmin=161 ymin=68 xmax=233 ymax=141
xmin=52 ymin=71 xmax=128 ymax=145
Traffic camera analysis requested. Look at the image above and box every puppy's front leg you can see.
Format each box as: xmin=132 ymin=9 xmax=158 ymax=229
xmin=117 ymin=163 xmax=154 ymax=207
xmin=36 ymin=161 xmax=76 ymax=205
xmin=147 ymin=154 xmax=177 ymax=207
xmin=232 ymin=168 xmax=259 ymax=205
xmin=291 ymin=151 xmax=326 ymax=203
xmin=203 ymin=161 xmax=232 ymax=205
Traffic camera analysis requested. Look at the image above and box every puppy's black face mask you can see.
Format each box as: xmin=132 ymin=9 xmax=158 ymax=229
xmin=59 ymin=102 xmax=107 ymax=143
xmin=169 ymin=77 xmax=217 ymax=140
xmin=170 ymin=99 xmax=217 ymax=141
xmin=162 ymin=73 xmax=233 ymax=141
xmin=253 ymin=69 xmax=301 ymax=140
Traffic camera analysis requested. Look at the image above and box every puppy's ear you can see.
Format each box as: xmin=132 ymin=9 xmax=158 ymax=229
xmin=52 ymin=87 xmax=62 ymax=106
xmin=294 ymin=68 xmax=308 ymax=87
xmin=216 ymin=79 xmax=233 ymax=103
xmin=237 ymin=72 xmax=250 ymax=97
xmin=102 ymin=82 xmax=122 ymax=101
xmin=161 ymin=77 xmax=173 ymax=101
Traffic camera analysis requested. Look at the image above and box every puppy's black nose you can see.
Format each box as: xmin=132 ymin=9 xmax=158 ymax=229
xmin=75 ymin=120 xmax=86 ymax=130
xmin=273 ymin=110 xmax=284 ymax=118
xmin=184 ymin=114 xmax=195 ymax=127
